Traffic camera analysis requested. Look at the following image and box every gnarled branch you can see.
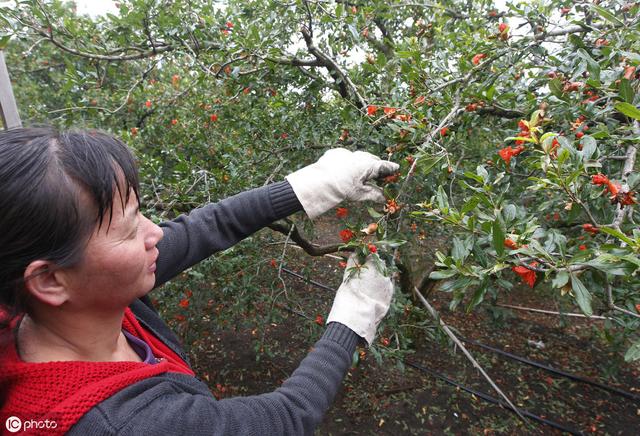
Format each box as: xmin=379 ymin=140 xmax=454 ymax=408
xmin=268 ymin=219 xmax=353 ymax=256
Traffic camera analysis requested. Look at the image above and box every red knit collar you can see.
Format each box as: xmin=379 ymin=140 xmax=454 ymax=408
xmin=0 ymin=307 xmax=194 ymax=435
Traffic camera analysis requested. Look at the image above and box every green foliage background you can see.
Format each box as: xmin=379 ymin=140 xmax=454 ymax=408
xmin=1 ymin=0 xmax=639 ymax=359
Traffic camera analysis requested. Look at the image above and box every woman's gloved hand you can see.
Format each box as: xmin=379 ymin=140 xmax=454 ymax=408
xmin=285 ymin=148 xmax=399 ymax=219
xmin=326 ymin=253 xmax=395 ymax=345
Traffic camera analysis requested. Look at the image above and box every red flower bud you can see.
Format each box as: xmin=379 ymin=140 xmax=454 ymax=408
xmin=472 ymin=53 xmax=487 ymax=65
xmin=504 ymin=239 xmax=518 ymax=250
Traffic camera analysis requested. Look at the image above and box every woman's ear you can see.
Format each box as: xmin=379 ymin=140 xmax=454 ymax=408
xmin=23 ymin=260 xmax=69 ymax=307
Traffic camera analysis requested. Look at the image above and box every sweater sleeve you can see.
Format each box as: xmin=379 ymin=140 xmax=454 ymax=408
xmin=68 ymin=323 xmax=359 ymax=436
xmin=154 ymin=181 xmax=302 ymax=288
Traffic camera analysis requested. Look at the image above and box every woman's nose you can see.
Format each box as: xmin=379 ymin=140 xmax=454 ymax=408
xmin=142 ymin=215 xmax=163 ymax=249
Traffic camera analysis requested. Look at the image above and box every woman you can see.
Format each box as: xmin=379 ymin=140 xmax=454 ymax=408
xmin=0 ymin=127 xmax=398 ymax=435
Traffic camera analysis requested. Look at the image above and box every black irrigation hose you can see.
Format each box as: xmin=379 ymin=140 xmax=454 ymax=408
xmin=458 ymin=335 xmax=640 ymax=402
xmin=404 ymin=360 xmax=584 ymax=436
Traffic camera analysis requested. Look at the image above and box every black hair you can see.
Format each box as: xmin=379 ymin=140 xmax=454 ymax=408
xmin=0 ymin=127 xmax=140 ymax=327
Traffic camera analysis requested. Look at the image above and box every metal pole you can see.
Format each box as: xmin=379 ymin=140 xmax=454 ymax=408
xmin=0 ymin=50 xmax=22 ymax=130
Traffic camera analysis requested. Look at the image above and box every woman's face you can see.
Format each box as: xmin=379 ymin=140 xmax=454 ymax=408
xmin=61 ymin=188 xmax=163 ymax=311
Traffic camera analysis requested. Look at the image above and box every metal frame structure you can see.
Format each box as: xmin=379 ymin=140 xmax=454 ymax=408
xmin=0 ymin=50 xmax=22 ymax=130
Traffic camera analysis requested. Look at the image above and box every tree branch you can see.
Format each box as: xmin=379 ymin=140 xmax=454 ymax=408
xmin=268 ymin=219 xmax=354 ymax=256
xmin=300 ymin=26 xmax=367 ymax=110
xmin=413 ymin=286 xmax=530 ymax=426
xmin=605 ymin=282 xmax=640 ymax=319
xmin=476 ymin=105 xmax=526 ymax=119
xmin=612 ymin=121 xmax=638 ymax=230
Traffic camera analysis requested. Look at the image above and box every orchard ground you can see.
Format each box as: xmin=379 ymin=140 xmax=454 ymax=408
xmin=152 ymin=210 xmax=640 ymax=435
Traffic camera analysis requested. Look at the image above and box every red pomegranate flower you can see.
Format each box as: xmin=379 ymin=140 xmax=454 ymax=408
xmin=336 ymin=207 xmax=348 ymax=218
xmin=339 ymin=229 xmax=355 ymax=243
xmin=498 ymin=145 xmax=525 ymax=166
xmin=512 ymin=262 xmax=538 ymax=288
xmin=591 ymin=174 xmax=609 ymax=186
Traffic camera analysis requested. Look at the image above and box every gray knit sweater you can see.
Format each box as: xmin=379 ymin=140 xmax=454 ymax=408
xmin=67 ymin=181 xmax=360 ymax=435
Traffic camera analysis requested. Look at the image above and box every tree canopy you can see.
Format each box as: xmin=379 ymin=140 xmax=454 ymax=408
xmin=2 ymin=0 xmax=639 ymax=360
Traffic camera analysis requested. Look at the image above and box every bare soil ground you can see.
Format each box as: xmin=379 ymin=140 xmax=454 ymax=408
xmin=156 ymin=212 xmax=640 ymax=435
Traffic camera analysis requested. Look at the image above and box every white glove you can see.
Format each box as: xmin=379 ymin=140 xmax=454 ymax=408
xmin=285 ymin=148 xmax=400 ymax=219
xmin=326 ymin=253 xmax=395 ymax=345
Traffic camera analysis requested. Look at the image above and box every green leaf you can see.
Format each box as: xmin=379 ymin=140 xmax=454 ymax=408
xmin=463 ymin=172 xmax=484 ymax=184
xmin=591 ymin=4 xmax=624 ymax=26
xmin=570 ymin=275 xmax=593 ymax=317
xmin=539 ymin=132 xmax=557 ymax=143
xmin=429 ymin=269 xmax=458 ymax=280
xmin=375 ymin=239 xmax=407 ymax=249
xmin=418 ymin=154 xmax=445 ymax=176
xmin=335 ymin=3 xmax=344 ymax=17
xmin=580 ymin=136 xmax=597 ymax=160
xmin=577 ymin=49 xmax=600 ymax=81
xmin=552 ymin=271 xmax=569 ymax=288
xmin=466 ymin=281 xmax=488 ymax=313
xmin=476 ymin=165 xmax=489 ymax=183
xmin=451 ymin=236 xmax=471 ymax=262
xmin=599 ymin=227 xmax=634 ymax=245
xmin=619 ymin=79 xmax=635 ymax=103
xmin=0 ymin=35 xmax=10 ymax=50
xmin=367 ymin=207 xmax=383 ymax=219
xmin=624 ymin=341 xmax=640 ymax=362
xmin=492 ymin=220 xmax=505 ymax=257
xmin=503 ymin=204 xmax=516 ymax=222
xmin=584 ymin=255 xmax=635 ymax=276
xmin=461 ymin=196 xmax=480 ymax=214
xmin=549 ymin=78 xmax=564 ymax=98
xmin=614 ymin=102 xmax=640 ymax=120
xmin=436 ymin=185 xmax=449 ymax=210
xmin=505 ymin=136 xmax=537 ymax=144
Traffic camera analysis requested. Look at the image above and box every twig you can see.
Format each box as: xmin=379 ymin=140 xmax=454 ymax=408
xmin=263 ymin=161 xmax=285 ymax=186
xmin=611 ymin=121 xmax=638 ymax=231
xmin=412 ymin=286 xmax=530 ymax=426
xmin=496 ymin=303 xmax=610 ymax=320
xmin=605 ymin=282 xmax=640 ymax=319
